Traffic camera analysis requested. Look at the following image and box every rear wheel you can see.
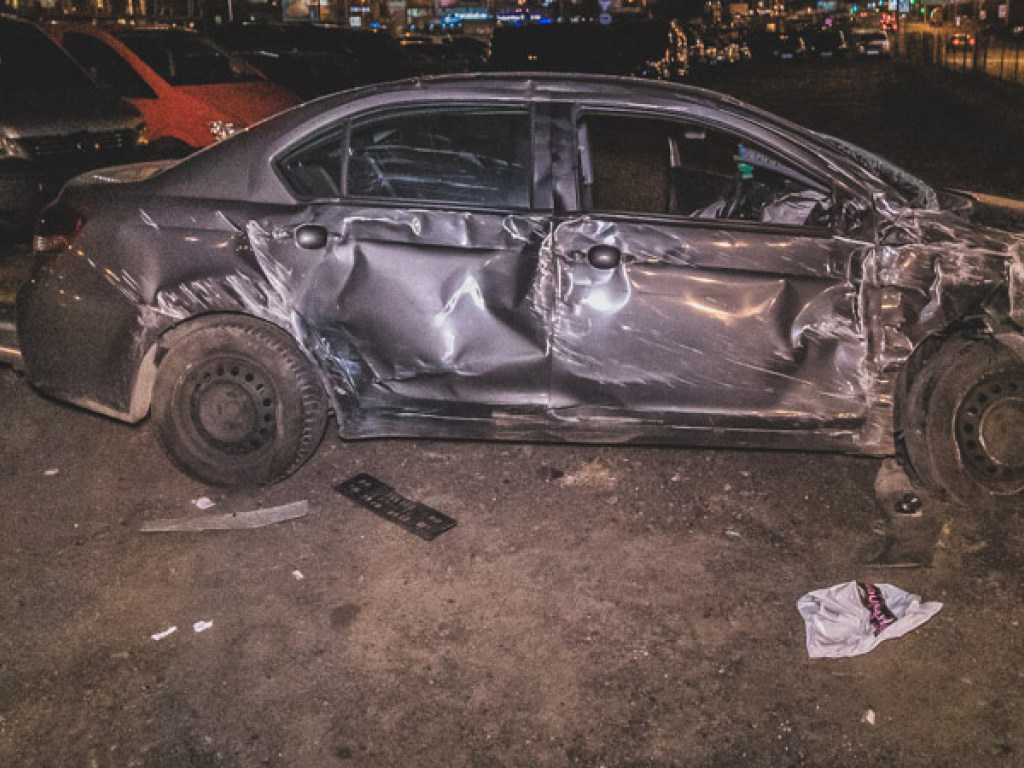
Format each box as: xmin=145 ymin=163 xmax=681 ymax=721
xmin=152 ymin=317 xmax=327 ymax=487
xmin=902 ymin=338 xmax=1024 ymax=510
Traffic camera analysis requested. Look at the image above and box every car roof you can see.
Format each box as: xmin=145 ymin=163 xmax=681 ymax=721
xmin=298 ymin=72 xmax=755 ymax=115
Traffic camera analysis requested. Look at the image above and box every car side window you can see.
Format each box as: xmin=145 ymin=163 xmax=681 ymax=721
xmin=346 ymin=107 xmax=532 ymax=208
xmin=60 ymin=33 xmax=157 ymax=99
xmin=579 ymin=113 xmax=830 ymax=227
xmin=279 ymin=126 xmax=347 ymax=199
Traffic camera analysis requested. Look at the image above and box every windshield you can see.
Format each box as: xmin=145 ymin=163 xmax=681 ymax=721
xmin=117 ymin=30 xmax=261 ymax=86
xmin=816 ymin=132 xmax=939 ymax=210
xmin=1 ymin=22 xmax=96 ymax=92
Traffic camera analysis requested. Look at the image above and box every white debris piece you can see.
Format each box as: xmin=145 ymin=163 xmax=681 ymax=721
xmin=193 ymin=496 xmax=216 ymax=510
xmin=797 ymin=581 xmax=943 ymax=659
xmin=193 ymin=620 xmax=214 ymax=633
xmin=44 ymin=468 xmax=59 ymax=477
xmin=140 ymin=500 xmax=309 ymax=532
xmin=151 ymin=626 xmax=178 ymax=641
xmin=861 ymin=709 xmax=876 ymax=726
xmin=292 ymin=570 xmax=305 ymax=581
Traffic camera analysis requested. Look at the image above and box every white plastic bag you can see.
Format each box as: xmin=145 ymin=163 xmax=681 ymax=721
xmin=797 ymin=581 xmax=943 ymax=659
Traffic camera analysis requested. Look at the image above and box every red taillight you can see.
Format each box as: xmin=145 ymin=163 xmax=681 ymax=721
xmin=33 ymin=202 xmax=85 ymax=254
xmin=969 ymin=37 xmax=976 ymax=46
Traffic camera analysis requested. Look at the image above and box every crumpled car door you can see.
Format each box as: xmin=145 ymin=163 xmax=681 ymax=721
xmin=258 ymin=104 xmax=554 ymax=438
xmin=548 ymin=112 xmax=869 ymax=442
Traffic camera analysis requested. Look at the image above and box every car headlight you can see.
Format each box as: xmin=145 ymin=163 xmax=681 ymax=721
xmin=136 ymin=123 xmax=150 ymax=147
xmin=208 ymin=120 xmax=243 ymax=142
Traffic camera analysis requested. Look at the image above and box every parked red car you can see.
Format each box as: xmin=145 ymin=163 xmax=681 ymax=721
xmin=43 ymin=23 xmax=302 ymax=156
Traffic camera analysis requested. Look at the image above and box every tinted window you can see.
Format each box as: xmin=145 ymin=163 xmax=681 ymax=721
xmin=0 ymin=21 xmax=95 ymax=92
xmin=61 ymin=33 xmax=157 ymax=99
xmin=279 ymin=126 xmax=347 ymax=199
xmin=580 ymin=114 xmax=830 ymax=226
xmin=346 ymin=108 xmax=532 ymax=207
xmin=117 ymin=30 xmax=260 ymax=86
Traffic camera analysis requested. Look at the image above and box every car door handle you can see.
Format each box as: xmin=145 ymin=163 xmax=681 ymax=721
xmin=294 ymin=224 xmax=328 ymax=250
xmin=588 ymin=245 xmax=621 ymax=269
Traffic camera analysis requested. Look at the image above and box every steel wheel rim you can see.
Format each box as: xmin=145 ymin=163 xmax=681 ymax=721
xmin=955 ymin=370 xmax=1024 ymax=493
xmin=186 ymin=356 xmax=278 ymax=454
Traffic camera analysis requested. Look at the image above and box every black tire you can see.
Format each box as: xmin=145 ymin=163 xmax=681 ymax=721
xmin=902 ymin=337 xmax=1024 ymax=511
xmin=152 ymin=317 xmax=327 ymax=487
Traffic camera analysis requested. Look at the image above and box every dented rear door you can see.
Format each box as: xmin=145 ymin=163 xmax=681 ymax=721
xmin=263 ymin=103 xmax=554 ymax=427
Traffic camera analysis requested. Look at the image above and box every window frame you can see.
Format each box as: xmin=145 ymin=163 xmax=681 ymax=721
xmin=276 ymin=102 xmax=537 ymax=213
xmin=60 ymin=32 xmax=158 ymax=100
xmin=573 ymin=106 xmax=836 ymax=233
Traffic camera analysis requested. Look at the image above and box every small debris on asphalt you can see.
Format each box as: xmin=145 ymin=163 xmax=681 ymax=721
xmin=538 ymin=466 xmax=565 ymax=482
xmin=869 ymin=459 xmax=946 ymax=567
xmin=335 ymin=473 xmax=456 ymax=541
xmin=894 ymin=493 xmax=923 ymax=516
xmin=151 ymin=626 xmax=177 ymax=642
xmin=193 ymin=496 xmax=216 ymax=510
xmin=725 ymin=528 xmax=741 ymax=539
xmin=291 ymin=570 xmax=305 ymax=581
xmin=43 ymin=468 xmax=58 ymax=477
xmin=797 ymin=581 xmax=943 ymax=658
xmin=193 ymin=620 xmax=214 ymax=633
xmin=140 ymin=500 xmax=309 ymax=532
xmin=861 ymin=709 xmax=876 ymax=726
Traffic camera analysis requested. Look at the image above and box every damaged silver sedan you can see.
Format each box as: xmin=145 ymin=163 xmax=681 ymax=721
xmin=16 ymin=74 xmax=1024 ymax=509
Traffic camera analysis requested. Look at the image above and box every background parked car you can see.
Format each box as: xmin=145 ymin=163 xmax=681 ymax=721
xmin=852 ymin=30 xmax=891 ymax=57
xmin=489 ymin=20 xmax=688 ymax=80
xmin=210 ymin=22 xmax=416 ymax=99
xmin=747 ymin=21 xmax=806 ymax=61
xmin=394 ymin=34 xmax=450 ymax=74
xmin=1 ymin=14 xmax=145 ymax=239
xmin=44 ymin=22 xmax=301 ymax=156
xmin=946 ymin=32 xmax=977 ymax=51
xmin=808 ymin=28 xmax=849 ymax=59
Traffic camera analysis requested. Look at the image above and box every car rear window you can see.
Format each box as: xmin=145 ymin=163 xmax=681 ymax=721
xmin=0 ymin=21 xmax=96 ymax=92
xmin=116 ymin=30 xmax=261 ymax=86
xmin=279 ymin=107 xmax=533 ymax=209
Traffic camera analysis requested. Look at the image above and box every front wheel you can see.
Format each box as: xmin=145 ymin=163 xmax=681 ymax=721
xmin=902 ymin=338 xmax=1024 ymax=510
xmin=152 ymin=317 xmax=327 ymax=487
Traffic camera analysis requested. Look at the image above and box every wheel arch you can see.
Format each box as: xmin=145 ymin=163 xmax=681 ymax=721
xmin=128 ymin=311 xmax=338 ymax=423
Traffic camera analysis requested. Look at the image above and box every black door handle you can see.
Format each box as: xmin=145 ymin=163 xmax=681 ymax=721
xmin=295 ymin=224 xmax=328 ymax=250
xmin=588 ymin=244 xmax=621 ymax=269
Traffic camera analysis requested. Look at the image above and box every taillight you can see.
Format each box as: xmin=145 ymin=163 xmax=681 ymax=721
xmin=33 ymin=202 xmax=85 ymax=254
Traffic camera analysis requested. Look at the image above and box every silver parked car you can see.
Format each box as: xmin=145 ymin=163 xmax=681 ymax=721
xmin=16 ymin=74 xmax=1024 ymax=510
xmin=0 ymin=14 xmax=146 ymax=238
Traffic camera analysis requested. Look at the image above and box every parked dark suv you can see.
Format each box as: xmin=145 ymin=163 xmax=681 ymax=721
xmin=0 ymin=14 xmax=146 ymax=239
